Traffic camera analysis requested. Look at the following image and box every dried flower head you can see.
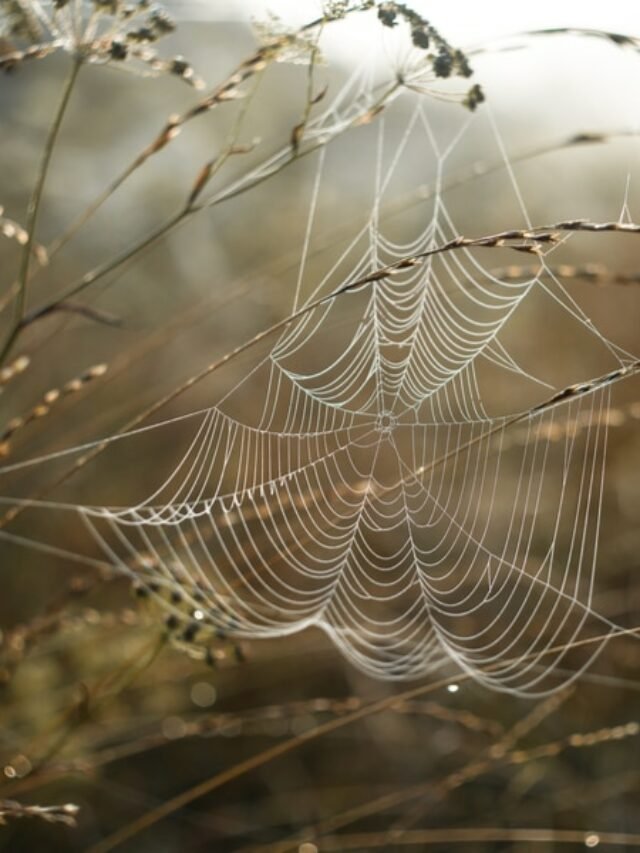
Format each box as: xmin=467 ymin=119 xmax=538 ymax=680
xmin=252 ymin=11 xmax=322 ymax=66
xmin=0 ymin=0 xmax=203 ymax=86
xmin=376 ymin=1 xmax=483 ymax=110
xmin=322 ymin=0 xmax=375 ymax=21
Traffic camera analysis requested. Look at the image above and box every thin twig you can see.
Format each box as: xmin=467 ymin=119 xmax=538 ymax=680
xmin=0 ymin=57 xmax=82 ymax=367
xmin=243 ymin=827 xmax=640 ymax=850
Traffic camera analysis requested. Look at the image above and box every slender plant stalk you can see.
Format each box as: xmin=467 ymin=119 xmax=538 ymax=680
xmin=0 ymin=57 xmax=82 ymax=367
xmin=86 ymin=622 xmax=640 ymax=853
xmin=252 ymin=827 xmax=640 ymax=850
xmin=15 ymin=79 xmax=402 ymax=341
xmin=261 ymin=693 xmax=573 ymax=851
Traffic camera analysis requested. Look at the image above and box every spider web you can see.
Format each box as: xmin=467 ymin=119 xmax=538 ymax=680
xmin=2 ymin=25 xmax=639 ymax=695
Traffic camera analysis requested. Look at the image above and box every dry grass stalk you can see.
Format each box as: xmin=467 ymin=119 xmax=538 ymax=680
xmin=246 ymin=827 xmax=640 ymax=849
xmin=86 ymin=625 xmax=640 ymax=853
xmin=18 ymin=0 xmax=482 ymax=344
xmin=0 ymin=798 xmax=79 ymax=827
xmin=42 ymin=6 xmax=358 ymax=261
xmin=0 ymin=206 xmax=47 ymax=264
xmin=0 ymin=362 xmax=107 ymax=456
xmin=273 ymin=691 xmax=575 ymax=848
xmin=0 ymin=353 xmax=29 ymax=388
xmin=3 ymin=696 xmax=504 ymax=793
xmin=502 ymin=401 xmax=640 ymax=448
xmin=491 ymin=261 xmax=640 ymax=287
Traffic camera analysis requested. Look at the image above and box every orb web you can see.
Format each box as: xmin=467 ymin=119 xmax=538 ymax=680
xmin=1 ymin=19 xmax=638 ymax=696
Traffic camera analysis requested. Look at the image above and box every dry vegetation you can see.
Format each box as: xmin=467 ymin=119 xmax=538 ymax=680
xmin=0 ymin=2 xmax=639 ymax=851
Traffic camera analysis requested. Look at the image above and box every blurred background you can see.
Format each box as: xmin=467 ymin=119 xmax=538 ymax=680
xmin=0 ymin=2 xmax=639 ymax=851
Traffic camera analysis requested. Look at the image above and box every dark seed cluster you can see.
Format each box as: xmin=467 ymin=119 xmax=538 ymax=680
xmin=376 ymin=1 xmax=484 ymax=110
xmin=0 ymin=1 xmax=202 ymax=87
xmin=133 ymin=578 xmax=248 ymax=668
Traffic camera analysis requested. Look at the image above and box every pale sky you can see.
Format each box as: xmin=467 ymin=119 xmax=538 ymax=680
xmin=168 ymin=0 xmax=639 ymax=42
